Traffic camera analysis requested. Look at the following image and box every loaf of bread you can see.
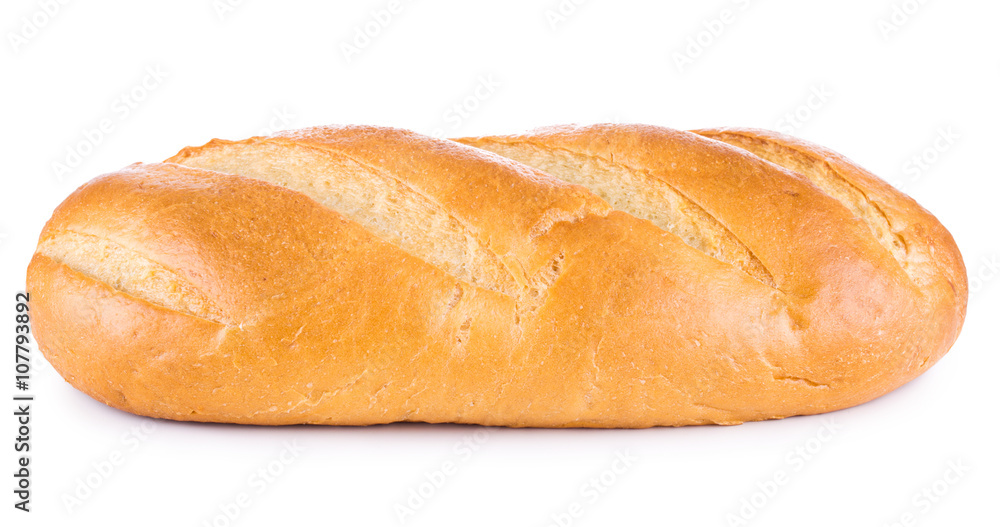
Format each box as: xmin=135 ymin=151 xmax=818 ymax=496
xmin=26 ymin=124 xmax=967 ymax=427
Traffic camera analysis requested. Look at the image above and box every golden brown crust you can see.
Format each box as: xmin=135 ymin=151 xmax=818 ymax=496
xmin=26 ymin=124 xmax=967 ymax=427
xmin=456 ymin=123 xmax=967 ymax=418
xmin=691 ymin=127 xmax=967 ymax=358
xmin=167 ymin=126 xmax=611 ymax=290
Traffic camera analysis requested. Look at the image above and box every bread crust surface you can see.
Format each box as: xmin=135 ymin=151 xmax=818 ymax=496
xmin=26 ymin=124 xmax=967 ymax=427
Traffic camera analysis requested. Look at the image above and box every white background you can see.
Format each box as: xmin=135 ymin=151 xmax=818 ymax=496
xmin=2 ymin=0 xmax=997 ymax=526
